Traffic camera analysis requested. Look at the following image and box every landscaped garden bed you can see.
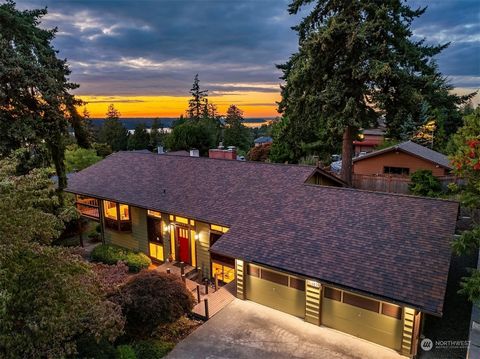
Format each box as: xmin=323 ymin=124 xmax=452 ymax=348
xmin=91 ymin=244 xmax=151 ymax=272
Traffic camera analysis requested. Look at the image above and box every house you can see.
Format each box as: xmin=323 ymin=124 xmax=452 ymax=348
xmin=67 ymin=151 xmax=458 ymax=357
xmin=353 ymin=128 xmax=385 ymax=155
xmin=353 ymin=140 xmax=452 ymax=177
xmin=254 ymin=136 xmax=273 ymax=147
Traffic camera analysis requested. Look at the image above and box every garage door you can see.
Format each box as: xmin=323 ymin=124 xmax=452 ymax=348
xmin=321 ymin=287 xmax=403 ymax=350
xmin=245 ymin=264 xmax=305 ymax=318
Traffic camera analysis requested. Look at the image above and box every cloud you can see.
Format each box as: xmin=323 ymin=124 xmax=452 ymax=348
xmin=15 ymin=0 xmax=480 ymax=99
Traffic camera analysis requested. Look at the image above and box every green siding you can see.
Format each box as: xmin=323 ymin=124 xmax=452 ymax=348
xmin=196 ymin=221 xmax=211 ymax=278
xmin=104 ymin=206 xmax=148 ymax=253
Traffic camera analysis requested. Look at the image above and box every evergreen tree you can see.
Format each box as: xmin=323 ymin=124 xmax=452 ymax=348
xmin=0 ymin=1 xmax=81 ymax=200
xmin=127 ymin=123 xmax=150 ymax=150
xmin=187 ymin=74 xmax=208 ymax=120
xmin=274 ymin=0 xmax=469 ymax=184
xmin=223 ymin=105 xmax=252 ymax=151
xmin=98 ymin=104 xmax=129 ymax=152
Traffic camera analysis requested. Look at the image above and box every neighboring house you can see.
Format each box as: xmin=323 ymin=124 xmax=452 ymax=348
xmin=67 ymin=151 xmax=458 ymax=357
xmin=353 ymin=128 xmax=385 ymax=155
xmin=254 ymin=136 xmax=273 ymax=147
xmin=353 ymin=140 xmax=452 ymax=177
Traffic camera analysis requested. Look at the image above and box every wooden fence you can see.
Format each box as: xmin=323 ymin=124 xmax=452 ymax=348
xmin=352 ymin=174 xmax=460 ymax=194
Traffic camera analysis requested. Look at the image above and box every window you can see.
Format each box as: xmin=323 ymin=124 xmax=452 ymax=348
xmin=76 ymin=195 xmax=99 ymax=220
xmin=343 ymin=292 xmax=380 ymax=312
xmin=247 ymin=264 xmax=260 ymax=277
xmin=384 ymin=166 xmax=410 ymax=176
xmin=324 ymin=287 xmax=342 ymax=301
xmin=211 ymin=253 xmax=235 ymax=284
xmin=261 ymin=269 xmax=289 ymax=286
xmin=103 ymin=200 xmax=131 ymax=232
xmin=381 ymin=303 xmax=402 ymax=319
xmin=147 ymin=210 xmax=161 ymax=218
xmin=289 ymin=277 xmax=305 ymax=291
xmin=211 ymin=224 xmax=229 ymax=233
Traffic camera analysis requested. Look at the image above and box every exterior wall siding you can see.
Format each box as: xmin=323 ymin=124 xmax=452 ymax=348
xmin=353 ymin=151 xmax=446 ymax=177
xmin=104 ymin=206 xmax=148 ymax=252
xmin=196 ymin=221 xmax=211 ymax=278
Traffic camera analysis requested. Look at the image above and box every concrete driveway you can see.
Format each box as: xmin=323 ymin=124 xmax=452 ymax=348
xmin=167 ymin=299 xmax=407 ymax=359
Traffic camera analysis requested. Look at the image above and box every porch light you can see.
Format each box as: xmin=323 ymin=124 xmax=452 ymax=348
xmin=195 ymin=234 xmax=199 ymax=240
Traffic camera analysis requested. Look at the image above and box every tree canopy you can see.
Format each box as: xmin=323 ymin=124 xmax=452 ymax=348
xmin=0 ymin=1 xmax=85 ymax=195
xmin=187 ymin=74 xmax=208 ymax=120
xmin=98 ymin=104 xmax=129 ymax=152
xmin=272 ymin=0 xmax=469 ymax=184
xmin=223 ymin=105 xmax=252 ymax=152
xmin=65 ymin=144 xmax=102 ymax=172
xmin=128 ymin=123 xmax=150 ymax=150
xmin=451 ymin=107 xmax=480 ymax=303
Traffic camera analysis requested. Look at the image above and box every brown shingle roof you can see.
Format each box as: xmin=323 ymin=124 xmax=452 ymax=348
xmin=353 ymin=140 xmax=452 ymax=169
xmin=67 ymin=151 xmax=458 ymax=315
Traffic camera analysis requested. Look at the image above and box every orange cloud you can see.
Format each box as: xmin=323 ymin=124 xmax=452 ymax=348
xmin=78 ymin=91 xmax=280 ymax=118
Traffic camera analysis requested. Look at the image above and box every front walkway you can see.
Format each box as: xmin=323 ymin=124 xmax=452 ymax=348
xmin=167 ymin=299 xmax=407 ymax=359
xmin=154 ymin=263 xmax=236 ymax=319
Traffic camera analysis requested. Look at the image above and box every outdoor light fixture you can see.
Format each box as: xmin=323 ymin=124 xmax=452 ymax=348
xmin=195 ymin=234 xmax=199 ymax=240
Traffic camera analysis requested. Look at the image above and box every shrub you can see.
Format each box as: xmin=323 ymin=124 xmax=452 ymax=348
xmin=133 ymin=340 xmax=175 ymax=359
xmin=116 ymin=344 xmax=137 ymax=359
xmin=91 ymin=244 xmax=151 ymax=272
xmin=113 ymin=271 xmax=195 ymax=337
xmin=75 ymin=337 xmax=116 ymax=359
xmin=408 ymin=169 xmax=443 ymax=197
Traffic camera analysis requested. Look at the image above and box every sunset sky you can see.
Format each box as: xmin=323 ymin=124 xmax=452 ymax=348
xmin=18 ymin=0 xmax=480 ymax=118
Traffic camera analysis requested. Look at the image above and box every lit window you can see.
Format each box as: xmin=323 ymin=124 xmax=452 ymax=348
xmin=104 ymin=201 xmax=118 ymax=220
xmin=103 ymin=200 xmax=131 ymax=232
xmin=147 ymin=210 xmax=161 ymax=218
xmin=210 ymin=224 xmax=229 ymax=233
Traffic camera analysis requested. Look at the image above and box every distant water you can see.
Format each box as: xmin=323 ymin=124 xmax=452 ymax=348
xmin=91 ymin=118 xmax=272 ymax=130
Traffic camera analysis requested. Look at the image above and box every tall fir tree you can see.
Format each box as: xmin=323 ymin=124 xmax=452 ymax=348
xmin=0 ymin=1 xmax=82 ymax=201
xmin=273 ymin=0 xmax=469 ymax=184
xmin=187 ymin=74 xmax=208 ymax=120
xmin=98 ymin=104 xmax=129 ymax=152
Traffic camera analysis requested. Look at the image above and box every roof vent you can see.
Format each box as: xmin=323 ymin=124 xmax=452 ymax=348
xmin=189 ymin=149 xmax=200 ymax=157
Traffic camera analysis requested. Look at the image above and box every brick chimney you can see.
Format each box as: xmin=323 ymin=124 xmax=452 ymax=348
xmin=209 ymin=145 xmax=237 ymax=160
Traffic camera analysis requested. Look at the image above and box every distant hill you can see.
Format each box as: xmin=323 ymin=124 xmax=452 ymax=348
xmin=90 ymin=118 xmax=273 ymax=130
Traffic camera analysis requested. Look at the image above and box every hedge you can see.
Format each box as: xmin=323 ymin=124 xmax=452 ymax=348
xmin=91 ymin=244 xmax=151 ymax=272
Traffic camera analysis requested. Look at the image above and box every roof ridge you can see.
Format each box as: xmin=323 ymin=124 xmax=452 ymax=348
xmin=115 ymin=150 xmax=318 ymax=169
xmin=302 ymin=182 xmax=459 ymax=204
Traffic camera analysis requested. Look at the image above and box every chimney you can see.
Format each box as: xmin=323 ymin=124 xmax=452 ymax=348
xmin=208 ymin=146 xmax=237 ymax=160
xmin=189 ymin=149 xmax=199 ymax=157
xmin=157 ymin=145 xmax=164 ymax=154
xmin=226 ymin=146 xmax=237 ymax=160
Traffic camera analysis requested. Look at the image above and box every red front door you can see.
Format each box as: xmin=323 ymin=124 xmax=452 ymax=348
xmin=177 ymin=227 xmax=190 ymax=264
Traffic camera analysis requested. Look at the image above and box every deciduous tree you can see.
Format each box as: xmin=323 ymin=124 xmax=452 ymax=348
xmin=451 ymin=107 xmax=480 ymax=302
